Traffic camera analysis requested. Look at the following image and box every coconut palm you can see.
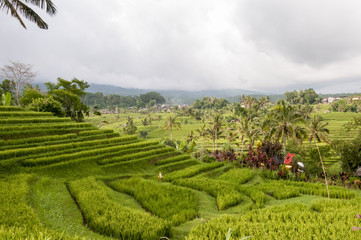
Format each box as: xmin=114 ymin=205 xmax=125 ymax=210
xmin=308 ymin=115 xmax=330 ymax=199
xmin=236 ymin=115 xmax=261 ymax=154
xmin=1 ymin=0 xmax=57 ymax=29
xmin=162 ymin=115 xmax=181 ymax=140
xmin=208 ymin=112 xmax=224 ymax=151
xmin=269 ymin=100 xmax=306 ymax=154
xmin=157 ymin=115 xmax=162 ymax=128
xmin=196 ymin=124 xmax=208 ymax=155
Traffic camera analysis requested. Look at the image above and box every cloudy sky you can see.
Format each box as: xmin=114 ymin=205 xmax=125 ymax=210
xmin=1 ymin=0 xmax=361 ymax=94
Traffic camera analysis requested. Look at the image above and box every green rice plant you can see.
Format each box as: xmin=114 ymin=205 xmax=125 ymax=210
xmin=78 ymin=129 xmax=114 ymax=136
xmin=0 ymin=111 xmax=53 ymax=117
xmin=163 ymin=162 xmax=224 ymax=181
xmin=1 ymin=135 xmax=138 ymax=160
xmin=157 ymin=159 xmax=200 ymax=173
xmin=255 ymin=181 xmax=300 ymax=200
xmin=0 ymin=127 xmax=98 ymax=140
xmin=17 ymin=142 xmax=127 ymax=164
xmin=286 ymin=180 xmax=355 ymax=199
xmin=16 ymin=138 xmax=142 ymax=163
xmin=0 ymin=174 xmax=40 ymax=227
xmin=108 ymin=177 xmax=198 ymax=225
xmin=186 ymin=199 xmax=360 ymax=239
xmin=155 ymin=154 xmax=192 ymax=166
xmin=0 ymin=122 xmax=94 ymax=132
xmin=56 ymin=132 xmax=120 ymax=143
xmin=98 ymin=147 xmax=176 ymax=165
xmin=67 ymin=177 xmax=171 ymax=240
xmin=2 ymin=132 xmax=120 ymax=151
xmin=0 ymin=106 xmax=24 ymax=111
xmin=22 ymin=140 xmax=157 ymax=167
xmin=0 ymin=133 xmax=77 ymax=147
xmin=101 ymin=152 xmax=182 ymax=173
xmin=217 ymin=168 xmax=254 ymax=184
xmin=193 ymin=165 xmax=233 ymax=179
xmin=173 ymin=178 xmax=244 ymax=211
xmin=0 ymin=225 xmax=86 ymax=240
xmin=0 ymin=117 xmax=71 ymax=124
xmin=238 ymin=186 xmax=266 ymax=209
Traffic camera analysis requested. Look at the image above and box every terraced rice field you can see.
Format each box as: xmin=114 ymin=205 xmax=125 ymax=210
xmin=1 ymin=106 xmax=361 ymax=239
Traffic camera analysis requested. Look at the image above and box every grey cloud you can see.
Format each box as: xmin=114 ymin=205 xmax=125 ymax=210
xmin=238 ymin=0 xmax=361 ymax=66
xmin=0 ymin=0 xmax=360 ymax=93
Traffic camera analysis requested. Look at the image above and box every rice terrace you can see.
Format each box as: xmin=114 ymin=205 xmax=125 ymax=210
xmin=0 ymin=83 xmax=361 ymax=239
xmin=2 ymin=0 xmax=361 ymax=239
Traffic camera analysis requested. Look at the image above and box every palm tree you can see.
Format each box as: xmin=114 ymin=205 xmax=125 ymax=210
xmin=308 ymin=115 xmax=330 ymax=199
xmin=208 ymin=112 xmax=224 ymax=151
xmin=236 ymin=115 xmax=261 ymax=154
xmin=186 ymin=130 xmax=197 ymax=144
xmin=196 ymin=124 xmax=208 ymax=155
xmin=162 ymin=115 xmax=181 ymax=140
xmin=269 ymin=100 xmax=306 ymax=154
xmin=157 ymin=115 xmax=162 ymax=128
xmin=1 ymin=0 xmax=57 ymax=29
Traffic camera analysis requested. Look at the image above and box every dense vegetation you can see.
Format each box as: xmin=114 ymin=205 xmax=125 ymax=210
xmin=1 ymin=83 xmax=361 ymax=239
xmin=82 ymin=91 xmax=166 ymax=109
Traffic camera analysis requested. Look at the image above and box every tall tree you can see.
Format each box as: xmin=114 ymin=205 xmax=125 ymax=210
xmin=269 ymin=100 xmax=306 ymax=154
xmin=236 ymin=115 xmax=260 ymax=154
xmin=163 ymin=115 xmax=181 ymax=140
xmin=0 ymin=61 xmax=37 ymax=106
xmin=157 ymin=115 xmax=162 ymax=128
xmin=208 ymin=112 xmax=224 ymax=151
xmin=46 ymin=78 xmax=89 ymax=122
xmin=196 ymin=124 xmax=208 ymax=155
xmin=308 ymin=115 xmax=330 ymax=199
xmin=0 ymin=79 xmax=15 ymax=96
xmin=123 ymin=116 xmax=137 ymax=135
xmin=0 ymin=0 xmax=57 ymax=29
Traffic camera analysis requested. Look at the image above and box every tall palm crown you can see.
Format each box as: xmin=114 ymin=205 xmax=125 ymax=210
xmin=236 ymin=115 xmax=260 ymax=148
xmin=163 ymin=115 xmax=181 ymax=140
xmin=208 ymin=112 xmax=224 ymax=151
xmin=308 ymin=115 xmax=330 ymax=144
xmin=1 ymin=0 xmax=57 ymax=29
xmin=269 ymin=100 xmax=306 ymax=153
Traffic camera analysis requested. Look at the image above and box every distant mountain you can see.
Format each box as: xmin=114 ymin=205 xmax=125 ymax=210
xmin=35 ymin=82 xmax=282 ymax=105
xmin=86 ymin=84 xmax=276 ymax=104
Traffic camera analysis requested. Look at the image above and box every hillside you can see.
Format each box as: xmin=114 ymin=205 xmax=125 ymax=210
xmin=0 ymin=106 xmax=361 ymax=239
xmin=36 ymin=82 xmax=281 ymax=105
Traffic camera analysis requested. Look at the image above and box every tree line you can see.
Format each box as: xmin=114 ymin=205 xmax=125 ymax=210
xmin=82 ymin=91 xmax=166 ymax=109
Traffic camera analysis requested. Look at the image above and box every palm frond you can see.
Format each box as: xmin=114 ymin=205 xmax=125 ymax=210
xmin=24 ymin=0 xmax=56 ymax=15
xmin=9 ymin=0 xmax=48 ymax=29
xmin=1 ymin=0 xmax=27 ymax=28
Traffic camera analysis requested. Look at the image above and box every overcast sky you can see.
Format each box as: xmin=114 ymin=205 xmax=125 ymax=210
xmin=1 ymin=0 xmax=361 ymax=94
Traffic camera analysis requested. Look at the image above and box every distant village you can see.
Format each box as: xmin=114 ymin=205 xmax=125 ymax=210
xmin=321 ymin=96 xmax=360 ymax=104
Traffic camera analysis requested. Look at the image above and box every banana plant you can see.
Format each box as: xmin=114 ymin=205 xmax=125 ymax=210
xmin=1 ymin=92 xmax=11 ymax=106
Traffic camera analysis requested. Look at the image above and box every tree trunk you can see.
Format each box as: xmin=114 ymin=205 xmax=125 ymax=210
xmin=15 ymin=82 xmax=20 ymax=106
xmin=170 ymin=126 xmax=173 ymax=140
xmin=283 ymin=136 xmax=287 ymax=155
xmin=215 ymin=128 xmax=218 ymax=150
xmin=241 ymin=139 xmax=244 ymax=167
xmin=315 ymin=139 xmax=330 ymax=199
